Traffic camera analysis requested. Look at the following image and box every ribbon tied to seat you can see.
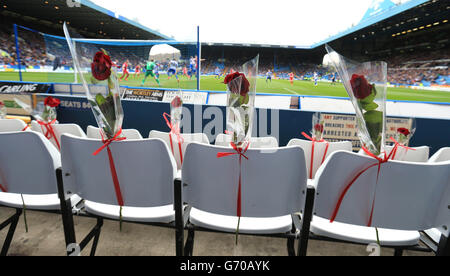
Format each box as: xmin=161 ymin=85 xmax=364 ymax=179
xmin=37 ymin=119 xmax=60 ymax=150
xmin=217 ymin=141 xmax=250 ymax=244
xmin=301 ymin=132 xmax=329 ymax=179
xmin=92 ymin=128 xmax=126 ymax=208
xmin=330 ymin=143 xmax=398 ymax=227
xmin=389 ymin=137 xmax=416 ymax=160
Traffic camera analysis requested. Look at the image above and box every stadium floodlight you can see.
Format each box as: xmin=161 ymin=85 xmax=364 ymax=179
xmin=149 ymin=44 xmax=181 ymax=62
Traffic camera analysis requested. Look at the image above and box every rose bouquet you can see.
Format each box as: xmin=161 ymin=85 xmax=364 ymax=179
xmin=64 ymin=23 xmax=123 ymax=140
xmin=0 ymin=101 xmax=6 ymax=119
xmin=326 ymin=45 xmax=389 ymax=250
xmin=394 ymin=120 xmax=416 ymax=146
xmin=325 ymin=45 xmax=387 ymax=156
xmin=163 ymin=91 xmax=184 ymax=168
xmin=389 ymin=119 xmax=416 ymax=161
xmin=224 ymin=55 xmax=259 ymax=147
xmin=64 ymin=23 xmax=126 ymax=230
xmin=15 ymin=96 xmax=61 ymax=148
xmin=219 ymin=55 xmax=259 ymax=244
xmin=311 ymin=113 xmax=324 ymax=141
xmin=301 ymin=112 xmax=329 ymax=179
xmin=170 ymin=92 xmax=183 ymax=129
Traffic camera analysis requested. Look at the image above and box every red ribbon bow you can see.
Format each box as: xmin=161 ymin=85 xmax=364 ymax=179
xmin=301 ymin=132 xmax=329 ymax=179
xmin=37 ymin=119 xmax=60 ymax=150
xmin=330 ymin=143 xmax=399 ymax=227
xmin=389 ymin=137 xmax=416 ymax=160
xmin=217 ymin=141 xmax=250 ymax=218
xmin=92 ymin=128 xmax=126 ymax=207
xmin=163 ymin=112 xmax=184 ymax=165
xmin=22 ymin=125 xmax=29 ymax=131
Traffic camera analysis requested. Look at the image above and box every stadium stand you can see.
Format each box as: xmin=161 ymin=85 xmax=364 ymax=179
xmin=1 ymin=0 xmax=448 ymax=87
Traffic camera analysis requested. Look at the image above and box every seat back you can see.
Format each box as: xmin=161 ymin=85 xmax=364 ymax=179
xmin=429 ymin=147 xmax=450 ymax=163
xmin=182 ymin=143 xmax=308 ymax=217
xmin=313 ymin=151 xmax=450 ymax=234
xmin=385 ymin=145 xmax=429 ymax=162
xmin=31 ymin=121 xmax=87 ymax=149
xmin=0 ymin=119 xmax=28 ymax=132
xmin=87 ymin=125 xmax=143 ymax=140
xmin=61 ymin=134 xmax=176 ymax=207
xmin=287 ymin=139 xmax=352 ymax=178
xmin=215 ymin=133 xmax=278 ymax=149
xmin=149 ymin=130 xmax=209 ymax=170
xmin=0 ymin=131 xmax=60 ymax=194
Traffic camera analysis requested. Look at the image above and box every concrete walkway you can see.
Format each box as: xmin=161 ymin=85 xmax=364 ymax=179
xmin=0 ymin=207 xmax=433 ymax=256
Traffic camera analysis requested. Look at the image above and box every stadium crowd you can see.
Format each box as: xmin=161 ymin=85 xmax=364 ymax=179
xmin=1 ymin=23 xmax=449 ymax=87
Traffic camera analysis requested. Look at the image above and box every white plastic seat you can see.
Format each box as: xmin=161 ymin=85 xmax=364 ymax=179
xmin=385 ymin=145 xmax=429 ymax=162
xmin=424 ymin=147 xmax=450 ymax=245
xmin=428 ymin=147 xmax=450 ymax=163
xmin=287 ymin=139 xmax=352 ymax=179
xmin=61 ymin=134 xmax=176 ymax=210
xmin=59 ymin=134 xmax=178 ymax=255
xmin=0 ymin=119 xmax=29 ymax=132
xmin=149 ymin=130 xmax=209 ymax=170
xmin=215 ymin=133 xmax=278 ymax=149
xmin=84 ymin=202 xmax=175 ymax=223
xmin=0 ymin=193 xmax=60 ymax=211
xmin=87 ymin=125 xmax=142 ymax=140
xmin=0 ymin=131 xmax=79 ymax=255
xmin=310 ymin=150 xmax=450 ymax=253
xmin=181 ymin=143 xmax=308 ymax=255
xmin=31 ymin=120 xmax=87 ymax=150
xmin=358 ymin=145 xmax=430 ymax=162
xmin=189 ymin=208 xmax=292 ymax=235
xmin=310 ymin=216 xmax=420 ymax=246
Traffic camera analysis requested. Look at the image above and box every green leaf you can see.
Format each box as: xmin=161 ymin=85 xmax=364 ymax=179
xmin=239 ymin=94 xmax=250 ymax=105
xmin=363 ymin=110 xmax=383 ymax=124
xmin=364 ymin=110 xmax=383 ymax=153
xmin=95 ymin=94 xmax=106 ymax=106
xmin=361 ymin=101 xmax=379 ymax=111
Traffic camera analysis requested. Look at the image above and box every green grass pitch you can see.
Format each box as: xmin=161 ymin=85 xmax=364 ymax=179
xmin=1 ymin=71 xmax=449 ymax=103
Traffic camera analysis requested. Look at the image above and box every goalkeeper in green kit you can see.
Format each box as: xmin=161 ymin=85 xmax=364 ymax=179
xmin=142 ymin=59 xmax=160 ymax=86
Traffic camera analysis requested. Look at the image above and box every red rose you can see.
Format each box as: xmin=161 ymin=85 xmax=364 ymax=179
xmin=397 ymin=127 xmax=410 ymax=136
xmin=350 ymin=74 xmax=372 ymax=99
xmin=224 ymin=72 xmax=250 ymax=96
xmin=44 ymin=96 xmax=60 ymax=108
xmin=91 ymin=51 xmax=112 ymax=81
xmin=171 ymin=96 xmax=182 ymax=108
xmin=314 ymin=123 xmax=324 ymax=133
xmin=0 ymin=101 xmax=4 ymax=106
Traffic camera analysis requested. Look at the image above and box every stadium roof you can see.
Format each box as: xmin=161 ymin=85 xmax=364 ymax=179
xmin=310 ymin=0 xmax=429 ymax=48
xmin=0 ymin=0 xmax=171 ymax=40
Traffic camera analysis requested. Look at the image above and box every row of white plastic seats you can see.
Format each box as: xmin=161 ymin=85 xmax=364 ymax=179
xmin=0 ymin=119 xmax=443 ymax=177
xmin=0 ymin=128 xmax=449 ymax=256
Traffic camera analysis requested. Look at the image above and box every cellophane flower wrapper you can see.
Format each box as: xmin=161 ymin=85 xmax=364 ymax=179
xmin=311 ymin=112 xmax=324 ymax=140
xmin=13 ymin=98 xmax=57 ymax=123
xmin=326 ymin=45 xmax=387 ymax=155
xmin=395 ymin=118 xmax=416 ymax=145
xmin=0 ymin=102 xmax=6 ymax=119
xmin=226 ymin=55 xmax=259 ymax=146
xmin=64 ymin=23 xmax=123 ymax=139
xmin=170 ymin=91 xmax=183 ymax=133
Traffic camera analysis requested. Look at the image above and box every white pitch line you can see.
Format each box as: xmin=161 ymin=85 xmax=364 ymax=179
xmin=283 ymin=87 xmax=300 ymax=95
